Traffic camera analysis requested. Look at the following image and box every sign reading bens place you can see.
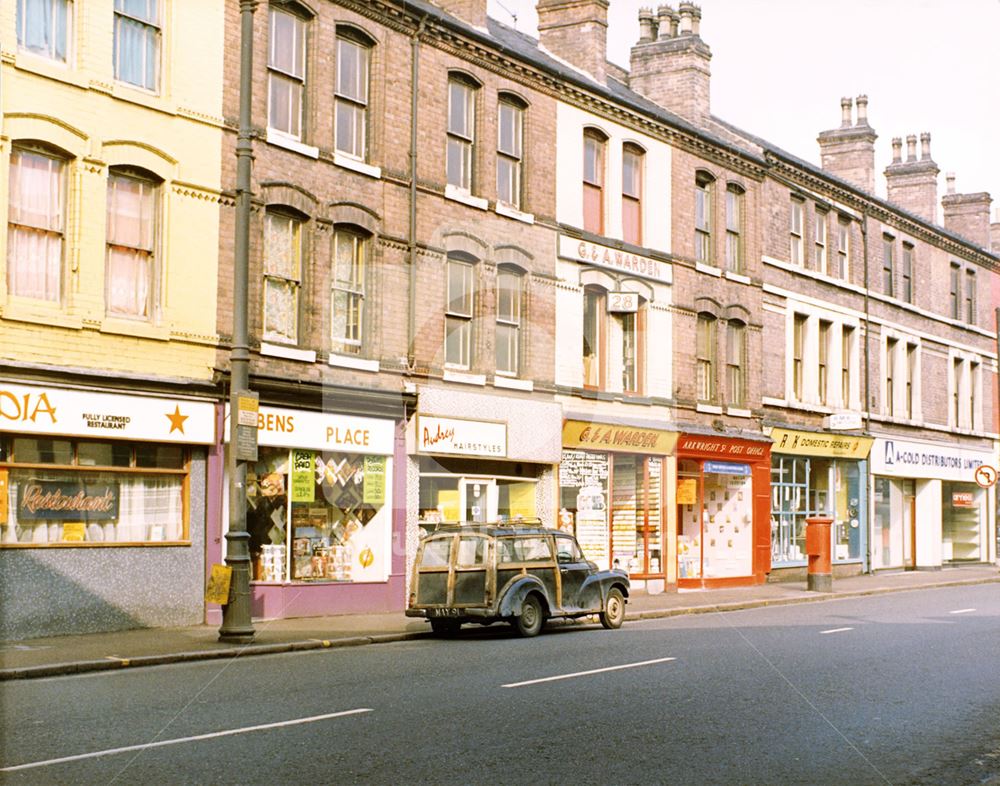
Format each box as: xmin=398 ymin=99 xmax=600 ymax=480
xmin=224 ymin=405 xmax=395 ymax=455
xmin=871 ymin=437 xmax=994 ymax=482
xmin=0 ymin=383 xmax=215 ymax=444
xmin=559 ymin=235 xmax=671 ymax=284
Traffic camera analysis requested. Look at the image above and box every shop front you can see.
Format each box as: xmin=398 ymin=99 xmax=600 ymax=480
xmin=870 ymin=436 xmax=996 ymax=568
xmin=769 ymin=427 xmax=873 ymax=576
xmin=675 ymin=433 xmax=772 ymax=588
xmin=558 ymin=418 xmax=678 ymax=589
xmin=414 ymin=386 xmax=562 ymax=537
xmin=0 ymin=381 xmax=215 ymax=639
xmin=222 ymin=404 xmax=403 ymax=619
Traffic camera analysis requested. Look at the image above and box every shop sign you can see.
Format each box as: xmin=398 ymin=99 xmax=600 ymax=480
xmin=871 ymin=437 xmax=993 ymax=482
xmin=17 ymin=480 xmax=119 ymax=521
xmin=678 ymin=435 xmax=768 ymax=459
xmin=952 ymin=492 xmax=975 ymax=508
xmin=770 ymin=428 xmax=872 ymax=459
xmin=290 ymin=450 xmax=315 ymax=502
xmin=0 ymin=383 xmax=215 ymax=444
xmin=363 ymin=456 xmax=386 ymax=504
xmin=704 ymin=461 xmax=751 ymax=476
xmin=417 ymin=416 xmax=507 ymax=457
xmin=204 ymin=564 xmax=233 ymax=605
xmin=559 ymin=235 xmax=671 ymax=284
xmin=823 ymin=412 xmax=863 ymax=431
xmin=563 ymin=420 xmax=678 ymax=455
xmin=225 ymin=405 xmax=395 ymax=455
xmin=607 ymin=292 xmax=638 ymax=313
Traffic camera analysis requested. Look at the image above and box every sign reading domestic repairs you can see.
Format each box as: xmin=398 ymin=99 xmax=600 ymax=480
xmin=17 ymin=480 xmax=120 ymax=521
xmin=418 ymin=416 xmax=507 ymax=457
xmin=563 ymin=420 xmax=678 ymax=456
xmin=559 ymin=235 xmax=671 ymax=284
xmin=770 ymin=428 xmax=872 ymax=459
xmin=363 ymin=456 xmax=386 ymax=504
xmin=871 ymin=437 xmax=993 ymax=483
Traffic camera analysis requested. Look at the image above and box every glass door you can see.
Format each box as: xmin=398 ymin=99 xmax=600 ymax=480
xmin=460 ymin=478 xmax=496 ymax=523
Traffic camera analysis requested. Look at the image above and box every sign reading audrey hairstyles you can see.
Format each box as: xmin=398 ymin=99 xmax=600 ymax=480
xmin=17 ymin=480 xmax=120 ymax=521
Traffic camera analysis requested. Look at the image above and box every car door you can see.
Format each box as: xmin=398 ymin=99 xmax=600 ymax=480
xmin=554 ymin=534 xmax=599 ymax=612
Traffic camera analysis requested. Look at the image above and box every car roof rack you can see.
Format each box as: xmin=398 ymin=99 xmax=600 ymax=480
xmin=430 ymin=516 xmax=545 ymax=531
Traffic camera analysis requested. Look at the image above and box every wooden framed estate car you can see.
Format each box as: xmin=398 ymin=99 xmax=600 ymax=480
xmin=405 ymin=523 xmax=630 ymax=637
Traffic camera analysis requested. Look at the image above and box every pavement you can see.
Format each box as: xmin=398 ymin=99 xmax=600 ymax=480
xmin=2 ymin=565 xmax=997 ymax=681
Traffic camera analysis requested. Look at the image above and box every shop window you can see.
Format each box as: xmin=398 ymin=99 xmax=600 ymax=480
xmin=695 ymin=171 xmax=714 ymax=264
xmin=334 ymin=29 xmax=371 ymax=161
xmin=8 ymin=146 xmax=65 ymax=302
xmin=622 ymin=143 xmax=643 ymax=245
xmin=418 ymin=463 xmax=537 ymax=533
xmin=725 ymin=184 xmax=744 ymax=273
xmin=941 ymin=482 xmax=983 ymax=562
xmin=1 ymin=436 xmax=188 ymax=545
xmin=263 ymin=210 xmax=302 ymax=344
xmin=495 ymin=266 xmax=522 ymax=376
xmin=696 ymin=312 xmax=716 ymax=401
xmin=17 ymin=0 xmax=70 ymax=61
xmin=268 ymin=5 xmax=307 ymax=140
xmin=582 ymin=285 xmax=606 ymax=388
xmin=106 ymin=168 xmax=159 ymax=320
xmin=678 ymin=459 xmax=752 ymax=579
xmin=447 ymin=75 xmax=477 ymax=192
xmin=497 ymin=95 xmax=524 ymax=209
xmin=445 ymin=256 xmax=475 ymax=368
xmin=114 ymin=0 xmax=160 ymax=91
xmin=582 ymin=129 xmax=606 ymax=234
xmin=609 ymin=454 xmax=662 ymax=576
xmin=331 ymin=228 xmax=366 ymax=355
xmin=247 ymin=448 xmax=391 ymax=583
xmin=558 ymin=449 xmax=609 ymax=567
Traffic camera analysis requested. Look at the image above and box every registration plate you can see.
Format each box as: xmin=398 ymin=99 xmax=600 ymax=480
xmin=428 ymin=607 xmax=461 ymax=618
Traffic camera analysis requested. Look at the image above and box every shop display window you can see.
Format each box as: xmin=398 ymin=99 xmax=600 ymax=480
xmin=559 ymin=449 xmax=610 ymax=567
xmin=941 ymin=482 xmax=983 ymax=562
xmin=610 ymin=454 xmax=662 ymax=576
xmin=678 ymin=459 xmax=752 ymax=579
xmin=247 ymin=447 xmax=391 ymax=583
xmin=0 ymin=436 xmax=189 ymax=546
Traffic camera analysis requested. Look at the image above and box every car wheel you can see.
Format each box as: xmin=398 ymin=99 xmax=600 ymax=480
xmin=430 ymin=619 xmax=461 ymax=637
xmin=599 ymin=588 xmax=625 ymax=630
xmin=514 ymin=594 xmax=545 ymax=638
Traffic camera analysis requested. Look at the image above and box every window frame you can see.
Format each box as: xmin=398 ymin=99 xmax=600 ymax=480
xmin=964 ymin=269 xmax=976 ymax=325
xmin=17 ymin=0 xmax=71 ymax=62
xmin=331 ymin=227 xmax=366 ymax=356
xmin=725 ymin=184 xmax=744 ymax=273
xmin=695 ymin=172 xmax=714 ymax=264
xmin=792 ymin=314 xmax=806 ymax=401
xmin=619 ymin=299 xmax=645 ymax=395
xmin=334 ymin=30 xmax=371 ymax=161
xmin=105 ymin=167 xmax=160 ymax=321
xmin=582 ymin=285 xmax=606 ymax=389
xmin=445 ymin=256 xmax=475 ymax=368
xmin=622 ymin=143 xmax=644 ymax=245
xmin=113 ymin=0 xmax=161 ymax=92
xmin=495 ymin=265 xmax=523 ymax=376
xmin=696 ymin=312 xmax=716 ymax=402
xmin=949 ymin=262 xmax=960 ymax=320
xmin=814 ymin=207 xmax=827 ymax=273
xmin=789 ymin=198 xmax=803 ymax=265
xmin=901 ymin=242 xmax=914 ymax=304
xmin=818 ymin=320 xmax=831 ymax=406
xmin=582 ymin=129 xmax=606 ymax=235
xmin=726 ymin=319 xmax=746 ymax=407
xmin=447 ymin=75 xmax=476 ymax=192
xmin=836 ymin=217 xmax=850 ymax=280
xmin=885 ymin=337 xmax=898 ymax=417
xmin=841 ymin=325 xmax=854 ymax=408
xmin=267 ymin=5 xmax=308 ymax=140
xmin=496 ymin=96 xmax=524 ymax=210
xmin=881 ymin=234 xmax=894 ymax=297
xmin=262 ymin=209 xmax=304 ymax=345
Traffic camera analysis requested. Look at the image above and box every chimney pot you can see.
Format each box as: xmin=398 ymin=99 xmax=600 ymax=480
xmin=638 ymin=7 xmax=656 ymax=42
xmin=905 ymin=134 xmax=917 ymax=162
xmin=656 ymin=5 xmax=673 ymax=39
xmin=919 ymin=132 xmax=931 ymax=161
xmin=946 ymin=172 xmax=956 ymax=195
xmin=840 ymin=97 xmax=853 ymax=128
xmin=678 ymin=2 xmax=694 ymax=34
xmin=855 ymin=94 xmax=869 ymax=126
xmin=690 ymin=4 xmax=702 ymax=36
xmin=890 ymin=137 xmax=902 ymax=164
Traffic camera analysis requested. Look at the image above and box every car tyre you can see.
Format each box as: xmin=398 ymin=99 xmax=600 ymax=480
xmin=514 ymin=594 xmax=545 ymax=638
xmin=599 ymin=587 xmax=625 ymax=630
xmin=430 ymin=619 xmax=461 ymax=637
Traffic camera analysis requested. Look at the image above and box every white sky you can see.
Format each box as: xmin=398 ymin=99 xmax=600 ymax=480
xmin=487 ymin=0 xmax=1000 ymax=217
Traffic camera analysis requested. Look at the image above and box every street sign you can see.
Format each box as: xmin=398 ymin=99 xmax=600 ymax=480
xmin=974 ymin=465 xmax=998 ymax=489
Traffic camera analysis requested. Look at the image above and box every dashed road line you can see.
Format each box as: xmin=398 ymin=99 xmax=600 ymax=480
xmin=949 ymin=608 xmax=976 ymax=615
xmin=820 ymin=627 xmax=854 ymax=634
xmin=503 ymin=657 xmax=676 ymax=688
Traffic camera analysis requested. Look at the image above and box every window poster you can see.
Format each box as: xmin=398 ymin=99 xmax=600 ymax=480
xmin=363 ymin=456 xmax=386 ymax=505
xmin=290 ymin=450 xmax=315 ymax=503
xmin=559 ymin=449 xmax=609 ymax=568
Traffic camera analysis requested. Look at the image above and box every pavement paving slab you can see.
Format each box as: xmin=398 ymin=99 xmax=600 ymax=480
xmin=1 ymin=565 xmax=996 ymax=681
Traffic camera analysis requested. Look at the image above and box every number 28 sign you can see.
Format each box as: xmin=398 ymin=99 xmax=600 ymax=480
xmin=607 ymin=292 xmax=638 ymax=313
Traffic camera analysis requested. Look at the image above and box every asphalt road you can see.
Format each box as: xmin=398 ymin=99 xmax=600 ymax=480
xmin=2 ymin=584 xmax=999 ymax=786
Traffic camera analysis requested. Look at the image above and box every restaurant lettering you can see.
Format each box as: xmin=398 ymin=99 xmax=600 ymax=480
xmin=83 ymin=413 xmax=131 ymax=430
xmin=0 ymin=390 xmax=57 ymax=424
xmin=18 ymin=481 xmax=120 ymax=521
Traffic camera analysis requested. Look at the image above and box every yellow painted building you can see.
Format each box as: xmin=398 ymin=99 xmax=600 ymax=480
xmin=0 ymin=0 xmax=224 ymax=378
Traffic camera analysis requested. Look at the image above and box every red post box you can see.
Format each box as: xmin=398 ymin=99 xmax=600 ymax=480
xmin=804 ymin=516 xmax=833 ymax=592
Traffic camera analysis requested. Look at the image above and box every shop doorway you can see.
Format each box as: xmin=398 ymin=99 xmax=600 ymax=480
xmin=609 ymin=455 xmax=663 ymax=577
xmin=903 ymin=480 xmax=916 ymax=569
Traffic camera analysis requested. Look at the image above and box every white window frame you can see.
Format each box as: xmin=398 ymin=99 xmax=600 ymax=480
xmin=268 ymin=7 xmax=307 ymax=141
xmin=445 ymin=258 xmax=474 ymax=368
xmin=447 ymin=77 xmax=475 ymax=192
xmin=789 ymin=198 xmax=803 ymax=265
xmin=334 ymin=33 xmax=370 ymax=161
xmin=495 ymin=266 xmax=521 ymax=376
xmin=496 ymin=99 xmax=523 ymax=209
xmin=113 ymin=0 xmax=160 ymax=92
xmin=262 ymin=211 xmax=302 ymax=344
xmin=106 ymin=168 xmax=158 ymax=320
xmin=814 ymin=207 xmax=827 ymax=273
xmin=331 ymin=228 xmax=365 ymax=355
xmin=17 ymin=0 xmax=71 ymax=62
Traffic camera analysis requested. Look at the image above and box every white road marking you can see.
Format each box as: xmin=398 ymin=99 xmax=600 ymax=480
xmin=820 ymin=627 xmax=854 ymax=634
xmin=0 ymin=709 xmax=373 ymax=773
xmin=949 ymin=608 xmax=976 ymax=614
xmin=502 ymin=657 xmax=676 ymax=688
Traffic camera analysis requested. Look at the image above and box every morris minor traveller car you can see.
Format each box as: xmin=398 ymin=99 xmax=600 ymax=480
xmin=406 ymin=523 xmax=629 ymax=637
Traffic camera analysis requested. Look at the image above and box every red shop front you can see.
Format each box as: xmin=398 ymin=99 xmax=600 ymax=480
xmin=676 ymin=433 xmax=771 ymax=589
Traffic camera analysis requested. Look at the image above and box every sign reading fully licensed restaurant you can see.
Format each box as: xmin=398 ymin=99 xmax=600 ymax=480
xmin=559 ymin=235 xmax=671 ymax=284
xmin=0 ymin=383 xmax=215 ymax=444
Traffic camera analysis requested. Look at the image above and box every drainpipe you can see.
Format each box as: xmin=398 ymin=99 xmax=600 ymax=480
xmin=861 ymin=208 xmax=871 ymax=574
xmin=408 ymin=17 xmax=427 ymax=369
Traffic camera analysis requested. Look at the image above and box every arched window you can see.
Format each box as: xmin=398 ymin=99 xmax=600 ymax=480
xmin=495 ymin=266 xmax=523 ymax=375
xmin=497 ymin=95 xmax=525 ymax=209
xmin=726 ymin=319 xmax=746 ymax=406
xmin=268 ymin=5 xmax=308 ymax=140
xmin=582 ymin=285 xmax=606 ymax=388
xmin=447 ymin=74 xmax=479 ymax=192
xmin=445 ymin=253 xmax=476 ymax=367
xmin=106 ymin=167 xmax=160 ymax=319
xmin=695 ymin=171 xmax=714 ymax=264
xmin=622 ymin=143 xmax=644 ymax=245
xmin=335 ymin=27 xmax=372 ymax=160
xmin=725 ymin=183 xmax=744 ymax=273
xmin=696 ymin=312 xmax=716 ymax=401
xmin=263 ymin=208 xmax=304 ymax=343
xmin=332 ymin=227 xmax=367 ymax=355
xmin=583 ymin=129 xmax=607 ymax=234
xmin=8 ymin=145 xmax=66 ymax=302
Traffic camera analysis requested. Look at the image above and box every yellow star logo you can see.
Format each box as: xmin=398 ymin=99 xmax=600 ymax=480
xmin=166 ymin=405 xmax=188 ymax=434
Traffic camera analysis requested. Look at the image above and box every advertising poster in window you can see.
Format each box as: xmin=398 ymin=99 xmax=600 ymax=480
xmin=559 ymin=450 xmax=609 ymax=568
xmin=363 ymin=456 xmax=386 ymax=505
xmin=290 ymin=450 xmax=315 ymax=503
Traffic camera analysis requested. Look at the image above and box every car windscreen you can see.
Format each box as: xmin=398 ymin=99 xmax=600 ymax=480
xmin=497 ymin=536 xmax=552 ymax=564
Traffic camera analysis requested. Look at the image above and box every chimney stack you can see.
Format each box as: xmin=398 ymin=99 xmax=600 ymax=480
xmin=817 ymin=95 xmax=878 ymax=194
xmin=537 ymin=0 xmax=610 ymax=85
xmin=433 ymin=0 xmax=488 ymax=29
xmin=991 ymin=208 xmax=1000 ymax=255
xmin=942 ymin=177 xmax=993 ymax=250
xmin=629 ymin=3 xmax=712 ymax=127
xmin=884 ymin=131 xmax=939 ymax=223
